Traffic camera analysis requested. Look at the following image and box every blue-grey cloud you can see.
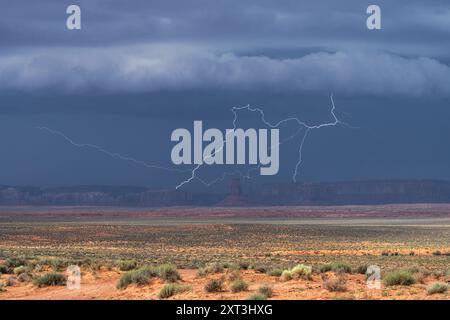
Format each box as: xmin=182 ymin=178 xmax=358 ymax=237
xmin=1 ymin=1 xmax=449 ymax=56
xmin=1 ymin=46 xmax=449 ymax=96
xmin=1 ymin=1 xmax=450 ymax=97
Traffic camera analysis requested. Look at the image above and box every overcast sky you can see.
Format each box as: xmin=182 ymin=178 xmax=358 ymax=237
xmin=0 ymin=0 xmax=450 ymax=190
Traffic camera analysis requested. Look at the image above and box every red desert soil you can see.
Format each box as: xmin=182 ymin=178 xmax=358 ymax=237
xmin=1 ymin=269 xmax=448 ymax=300
xmin=1 ymin=203 xmax=450 ymax=220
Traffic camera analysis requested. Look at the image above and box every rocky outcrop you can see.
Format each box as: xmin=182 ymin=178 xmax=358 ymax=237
xmin=217 ymin=178 xmax=250 ymax=206
xmin=249 ymin=179 xmax=450 ymax=205
xmin=1 ymin=179 xmax=450 ymax=207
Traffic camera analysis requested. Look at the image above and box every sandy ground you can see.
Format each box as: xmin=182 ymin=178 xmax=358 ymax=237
xmin=1 ymin=269 xmax=448 ymax=300
xmin=2 ymin=203 xmax=450 ymax=221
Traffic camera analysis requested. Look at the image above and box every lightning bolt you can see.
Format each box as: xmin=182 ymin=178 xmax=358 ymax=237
xmin=175 ymin=93 xmax=345 ymax=188
xmin=35 ymin=126 xmax=190 ymax=174
xmin=185 ymin=125 xmax=307 ymax=187
xmin=37 ymin=94 xmax=346 ymax=189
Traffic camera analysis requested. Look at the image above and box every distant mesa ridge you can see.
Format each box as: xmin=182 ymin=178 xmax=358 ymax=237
xmin=217 ymin=178 xmax=249 ymax=206
xmin=1 ymin=179 xmax=450 ymax=207
xmin=249 ymin=179 xmax=450 ymax=206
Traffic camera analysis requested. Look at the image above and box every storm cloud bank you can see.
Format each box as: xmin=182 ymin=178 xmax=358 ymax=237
xmin=1 ymin=47 xmax=450 ymax=96
xmin=2 ymin=1 xmax=450 ymax=97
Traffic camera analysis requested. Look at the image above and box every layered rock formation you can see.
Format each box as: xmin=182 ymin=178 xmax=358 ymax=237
xmin=1 ymin=179 xmax=450 ymax=207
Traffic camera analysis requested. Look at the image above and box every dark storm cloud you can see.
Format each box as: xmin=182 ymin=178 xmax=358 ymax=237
xmin=0 ymin=0 xmax=450 ymax=96
xmin=1 ymin=47 xmax=449 ymax=96
xmin=1 ymin=0 xmax=449 ymax=52
xmin=1 ymin=1 xmax=450 ymax=188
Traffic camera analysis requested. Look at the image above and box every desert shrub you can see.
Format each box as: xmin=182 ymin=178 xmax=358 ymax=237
xmin=68 ymin=258 xmax=84 ymax=267
xmin=230 ymin=279 xmax=248 ymax=293
xmin=79 ymin=258 xmax=101 ymax=269
xmin=222 ymin=262 xmax=240 ymax=270
xmin=355 ymin=265 xmax=368 ymax=275
xmin=26 ymin=261 xmax=37 ymax=269
xmin=0 ymin=264 xmax=11 ymax=274
xmin=254 ymin=265 xmax=267 ymax=273
xmin=209 ymin=262 xmax=225 ymax=273
xmin=197 ymin=262 xmax=224 ymax=277
xmin=38 ymin=258 xmax=52 ymax=265
xmin=5 ymin=257 xmax=26 ymax=268
xmin=204 ymin=278 xmax=224 ymax=292
xmin=131 ymin=268 xmax=155 ymax=285
xmin=116 ymin=264 xmax=179 ymax=289
xmin=186 ymin=260 xmax=203 ymax=269
xmin=48 ymin=259 xmax=68 ymax=271
xmin=238 ymin=262 xmax=250 ymax=270
xmin=33 ymin=264 xmax=43 ymax=273
xmin=407 ymin=266 xmax=421 ymax=274
xmin=35 ymin=258 xmax=66 ymax=271
xmin=105 ymin=263 xmax=114 ymax=271
xmin=422 ymin=269 xmax=432 ymax=277
xmin=432 ymin=251 xmax=442 ymax=256
xmin=87 ymin=261 xmax=102 ymax=272
xmin=280 ymin=264 xmax=312 ymax=281
xmin=331 ymin=263 xmax=351 ymax=273
xmin=323 ymin=276 xmax=347 ymax=292
xmin=227 ymin=270 xmax=241 ymax=282
xmin=116 ymin=266 xmax=158 ymax=289
xmin=409 ymin=251 xmax=415 ymax=256
xmin=0 ymin=282 xmax=5 ymax=292
xmin=197 ymin=268 xmax=208 ymax=277
xmin=280 ymin=270 xmax=293 ymax=281
xmin=33 ymin=272 xmax=66 ymax=287
xmin=383 ymin=271 xmax=415 ymax=286
xmin=116 ymin=272 xmax=135 ymax=289
xmin=158 ymin=283 xmax=191 ymax=299
xmin=246 ymin=292 xmax=267 ymax=300
xmin=157 ymin=264 xmax=180 ymax=282
xmin=414 ymin=272 xmax=427 ymax=284
xmin=427 ymin=283 xmax=448 ymax=295
xmin=319 ymin=263 xmax=351 ymax=274
xmin=208 ymin=262 xmax=225 ymax=273
xmin=17 ymin=273 xmax=32 ymax=283
xmin=116 ymin=260 xmax=137 ymax=271
xmin=267 ymin=269 xmax=283 ymax=277
xmin=381 ymin=251 xmax=389 ymax=256
xmin=432 ymin=270 xmax=445 ymax=278
xmin=5 ymin=277 xmax=16 ymax=287
xmin=158 ymin=284 xmax=178 ymax=299
xmin=319 ymin=264 xmax=333 ymax=273
xmin=291 ymin=264 xmax=312 ymax=279
xmin=13 ymin=266 xmax=29 ymax=275
xmin=257 ymin=284 xmax=273 ymax=298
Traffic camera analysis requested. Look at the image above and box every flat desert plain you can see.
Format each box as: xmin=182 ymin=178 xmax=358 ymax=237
xmin=0 ymin=204 xmax=449 ymax=300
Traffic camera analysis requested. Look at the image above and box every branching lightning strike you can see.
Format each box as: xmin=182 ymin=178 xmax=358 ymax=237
xmin=37 ymin=94 xmax=345 ymax=189
xmin=35 ymin=126 xmax=190 ymax=174
xmin=175 ymin=93 xmax=344 ymax=188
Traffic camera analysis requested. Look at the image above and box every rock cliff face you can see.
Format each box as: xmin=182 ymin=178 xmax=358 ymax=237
xmin=217 ymin=178 xmax=249 ymax=206
xmin=1 ymin=179 xmax=450 ymax=207
xmin=248 ymin=180 xmax=450 ymax=205
xmin=0 ymin=185 xmax=223 ymax=207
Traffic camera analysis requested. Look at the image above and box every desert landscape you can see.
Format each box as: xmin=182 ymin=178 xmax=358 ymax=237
xmin=0 ymin=205 xmax=449 ymax=300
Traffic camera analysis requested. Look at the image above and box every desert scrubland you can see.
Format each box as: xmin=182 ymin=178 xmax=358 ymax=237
xmin=0 ymin=205 xmax=449 ymax=300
